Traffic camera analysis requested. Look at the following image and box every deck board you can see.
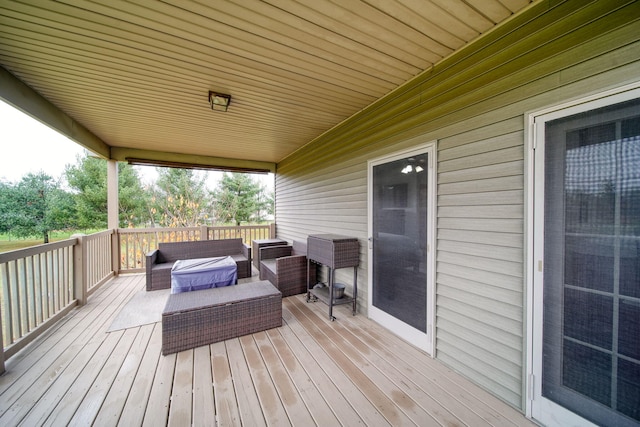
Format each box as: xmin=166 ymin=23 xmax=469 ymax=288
xmin=141 ymin=349 xmax=175 ymax=427
xmin=0 ymin=274 xmax=535 ymax=426
xmin=168 ymin=350 xmax=194 ymax=426
xmin=286 ymin=297 xmax=459 ymax=425
xmin=226 ymin=337 xmax=267 ymax=426
xmin=267 ymin=326 xmax=357 ymax=426
xmin=210 ymin=340 xmax=241 ymax=426
xmin=119 ymin=323 xmax=162 ymax=426
xmin=192 ymin=345 xmax=215 ymax=427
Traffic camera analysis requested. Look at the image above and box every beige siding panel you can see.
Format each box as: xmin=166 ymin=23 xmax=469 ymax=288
xmin=437 ymin=251 xmax=522 ymax=278
xmin=437 ymin=229 xmax=522 ymax=248
xmin=438 ymin=204 xmax=522 ymax=219
xmin=438 ymin=161 xmax=524 ymax=184
xmin=436 ymin=302 xmax=523 ymax=355
xmin=436 ymin=295 xmax=522 ymax=341
xmin=437 ymin=240 xmax=522 ymax=262
xmin=437 ymin=316 xmax=522 ymax=377
xmin=438 ymin=218 xmax=523 ymax=234
xmin=436 ymin=339 xmax=522 ymax=407
xmin=438 ymin=131 xmax=523 ymax=161
xmin=438 ymin=190 xmax=524 ymax=207
xmin=437 ymin=317 xmax=522 ymax=374
xmin=437 ymin=262 xmax=522 ymax=295
xmin=438 ymin=146 xmax=524 ymax=173
xmin=438 ymin=282 xmax=522 ymax=322
xmin=437 ymin=272 xmax=523 ymax=307
xmin=438 ymin=175 xmax=523 ymax=195
xmin=277 ymin=0 xmax=640 ymax=410
xmin=437 ymin=117 xmax=524 ymax=151
xmin=436 ymin=307 xmax=522 ymax=406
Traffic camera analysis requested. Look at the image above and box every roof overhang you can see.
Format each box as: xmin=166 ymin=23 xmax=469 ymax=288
xmin=0 ymin=1 xmax=537 ymax=170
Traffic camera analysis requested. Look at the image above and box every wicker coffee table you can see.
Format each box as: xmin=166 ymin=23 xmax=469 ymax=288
xmin=162 ymin=280 xmax=282 ymax=355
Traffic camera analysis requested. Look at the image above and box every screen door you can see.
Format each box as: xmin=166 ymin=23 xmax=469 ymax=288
xmin=368 ymin=145 xmax=435 ymax=354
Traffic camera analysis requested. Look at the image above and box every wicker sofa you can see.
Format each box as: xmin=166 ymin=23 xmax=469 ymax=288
xmin=146 ymin=239 xmax=251 ymax=291
xmin=259 ymin=240 xmax=316 ymax=297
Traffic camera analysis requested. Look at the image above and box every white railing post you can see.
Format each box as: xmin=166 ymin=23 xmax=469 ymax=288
xmin=112 ymin=229 xmax=120 ymax=276
xmin=0 ymin=301 xmax=5 ymax=374
xmin=72 ymin=234 xmax=87 ymax=306
xmin=200 ymin=226 xmax=209 ymax=241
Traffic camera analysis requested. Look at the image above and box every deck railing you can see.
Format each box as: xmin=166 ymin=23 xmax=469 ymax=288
xmin=0 ymin=230 xmax=115 ymax=371
xmin=118 ymin=224 xmax=275 ymax=272
xmin=75 ymin=230 xmax=117 ymax=299
xmin=0 ymin=224 xmax=275 ymax=372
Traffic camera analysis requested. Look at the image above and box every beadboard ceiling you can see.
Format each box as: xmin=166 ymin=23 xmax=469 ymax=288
xmin=0 ymin=0 xmax=533 ymax=169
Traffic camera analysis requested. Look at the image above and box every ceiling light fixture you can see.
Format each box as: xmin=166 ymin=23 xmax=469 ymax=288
xmin=400 ymin=164 xmax=424 ymax=174
xmin=208 ymin=91 xmax=231 ymax=112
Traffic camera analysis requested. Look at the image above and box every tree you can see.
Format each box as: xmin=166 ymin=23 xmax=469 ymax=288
xmin=1 ymin=172 xmax=75 ymax=243
xmin=0 ymin=180 xmax=15 ymax=234
xmin=150 ymin=168 xmax=211 ymax=227
xmin=65 ymin=154 xmax=150 ymax=228
xmin=212 ymin=172 xmax=272 ymax=225
xmin=118 ymin=163 xmax=152 ymax=227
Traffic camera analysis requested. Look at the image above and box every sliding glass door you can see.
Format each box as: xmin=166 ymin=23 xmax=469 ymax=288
xmin=532 ymin=93 xmax=640 ymax=427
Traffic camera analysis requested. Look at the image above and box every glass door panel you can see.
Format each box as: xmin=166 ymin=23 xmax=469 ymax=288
xmin=541 ymin=98 xmax=640 ymax=426
xmin=368 ymin=146 xmax=434 ymax=354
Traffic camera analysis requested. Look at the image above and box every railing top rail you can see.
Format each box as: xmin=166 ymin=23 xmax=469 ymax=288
xmin=117 ymin=227 xmax=201 ymax=234
xmin=209 ymin=225 xmax=269 ymax=229
xmin=79 ymin=229 xmax=114 ymax=241
xmin=0 ymin=238 xmax=77 ymax=263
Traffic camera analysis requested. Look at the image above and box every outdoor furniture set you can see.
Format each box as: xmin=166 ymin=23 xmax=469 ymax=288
xmin=146 ymin=238 xmax=251 ymax=291
xmin=146 ymin=236 xmax=358 ymax=355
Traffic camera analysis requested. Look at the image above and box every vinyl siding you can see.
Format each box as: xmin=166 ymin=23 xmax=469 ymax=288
xmin=276 ymin=0 xmax=640 ymax=410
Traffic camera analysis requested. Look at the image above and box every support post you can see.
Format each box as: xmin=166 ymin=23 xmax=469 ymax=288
xmin=107 ymin=160 xmax=118 ymax=230
xmin=107 ymin=161 xmax=120 ymax=275
xmin=73 ymin=234 xmax=88 ymax=306
xmin=0 ymin=301 xmax=5 ymax=375
xmin=269 ymin=223 xmax=276 ymax=239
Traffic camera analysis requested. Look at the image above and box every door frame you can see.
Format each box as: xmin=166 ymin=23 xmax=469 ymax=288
xmin=525 ymin=82 xmax=640 ymax=425
xmin=367 ymin=140 xmax=437 ymax=355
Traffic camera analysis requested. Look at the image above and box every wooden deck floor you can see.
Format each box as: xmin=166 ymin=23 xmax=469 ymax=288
xmin=0 ymin=274 xmax=534 ymax=426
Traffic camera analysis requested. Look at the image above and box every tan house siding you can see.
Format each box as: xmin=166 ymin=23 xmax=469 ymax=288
xmin=276 ymin=0 xmax=640 ymax=410
xmin=436 ymin=126 xmax=526 ymax=407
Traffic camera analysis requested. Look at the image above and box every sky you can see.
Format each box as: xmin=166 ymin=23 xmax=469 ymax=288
xmin=0 ymin=99 xmax=273 ymax=189
xmin=1 ymin=99 xmax=87 ymax=183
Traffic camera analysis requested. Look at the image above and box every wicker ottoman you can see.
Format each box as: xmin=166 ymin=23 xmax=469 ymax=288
xmin=162 ymin=280 xmax=282 ymax=355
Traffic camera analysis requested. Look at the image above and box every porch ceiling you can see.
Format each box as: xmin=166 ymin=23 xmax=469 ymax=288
xmin=0 ymin=0 xmax=534 ymax=170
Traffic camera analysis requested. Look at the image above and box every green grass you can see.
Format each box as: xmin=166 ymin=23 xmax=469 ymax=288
xmin=0 ymin=230 xmax=102 ymax=253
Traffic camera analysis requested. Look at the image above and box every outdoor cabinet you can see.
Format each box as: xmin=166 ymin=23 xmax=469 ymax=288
xmin=306 ymin=234 xmax=359 ymax=320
